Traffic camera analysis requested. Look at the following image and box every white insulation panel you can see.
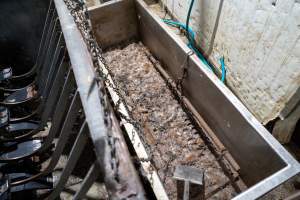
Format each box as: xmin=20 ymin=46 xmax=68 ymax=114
xmin=161 ymin=0 xmax=300 ymax=124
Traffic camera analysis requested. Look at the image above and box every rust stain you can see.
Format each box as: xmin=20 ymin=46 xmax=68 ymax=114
xmin=27 ymin=86 xmax=37 ymax=99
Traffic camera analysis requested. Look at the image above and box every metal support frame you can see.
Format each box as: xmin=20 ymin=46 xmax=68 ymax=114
xmin=52 ymin=0 xmax=146 ymax=199
xmin=1 ymin=0 xmax=145 ymax=197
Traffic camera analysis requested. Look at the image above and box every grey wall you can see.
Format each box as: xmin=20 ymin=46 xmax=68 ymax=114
xmin=0 ymin=0 xmax=50 ymax=73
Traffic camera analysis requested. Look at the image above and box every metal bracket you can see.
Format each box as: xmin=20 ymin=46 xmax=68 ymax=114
xmin=173 ymin=165 xmax=205 ymax=200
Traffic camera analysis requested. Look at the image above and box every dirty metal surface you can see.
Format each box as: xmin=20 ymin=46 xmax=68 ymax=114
xmin=88 ymin=0 xmax=139 ymax=50
xmin=135 ymin=2 xmax=300 ymax=197
xmin=104 ymin=43 xmax=237 ymax=199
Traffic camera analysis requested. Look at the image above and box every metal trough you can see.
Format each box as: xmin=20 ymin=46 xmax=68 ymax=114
xmin=0 ymin=0 xmax=299 ymax=199
xmin=87 ymin=0 xmax=300 ymax=199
